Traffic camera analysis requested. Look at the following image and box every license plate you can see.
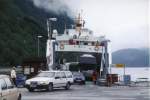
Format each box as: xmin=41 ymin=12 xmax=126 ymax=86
xmin=31 ymin=82 xmax=37 ymax=87
xmin=31 ymin=84 xmax=37 ymax=87
xmin=76 ymin=79 xmax=82 ymax=82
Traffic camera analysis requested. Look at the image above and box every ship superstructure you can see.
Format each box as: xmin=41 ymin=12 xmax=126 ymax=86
xmin=46 ymin=14 xmax=110 ymax=78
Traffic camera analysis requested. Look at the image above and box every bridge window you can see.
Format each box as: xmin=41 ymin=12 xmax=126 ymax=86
xmin=84 ymin=42 xmax=88 ymax=45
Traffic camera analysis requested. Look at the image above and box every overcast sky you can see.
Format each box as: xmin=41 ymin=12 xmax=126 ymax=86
xmin=32 ymin=0 xmax=149 ymax=51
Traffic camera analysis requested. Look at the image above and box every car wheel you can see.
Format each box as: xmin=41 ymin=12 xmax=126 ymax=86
xmin=47 ymin=83 xmax=53 ymax=91
xmin=18 ymin=94 xmax=21 ymax=100
xmin=65 ymin=82 xmax=71 ymax=90
xmin=28 ymin=88 xmax=34 ymax=92
xmin=82 ymin=81 xmax=86 ymax=85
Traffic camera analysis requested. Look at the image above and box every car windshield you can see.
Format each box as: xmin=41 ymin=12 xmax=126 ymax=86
xmin=73 ymin=72 xmax=83 ymax=76
xmin=37 ymin=72 xmax=55 ymax=77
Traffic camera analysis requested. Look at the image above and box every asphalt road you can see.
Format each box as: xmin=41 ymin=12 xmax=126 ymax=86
xmin=21 ymin=83 xmax=150 ymax=100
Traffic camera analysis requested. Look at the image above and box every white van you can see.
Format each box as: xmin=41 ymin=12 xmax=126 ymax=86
xmin=0 ymin=75 xmax=21 ymax=100
xmin=25 ymin=71 xmax=73 ymax=92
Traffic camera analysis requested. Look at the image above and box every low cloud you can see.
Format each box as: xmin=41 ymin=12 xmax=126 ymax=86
xmin=31 ymin=0 xmax=148 ymax=51
xmin=31 ymin=0 xmax=73 ymax=16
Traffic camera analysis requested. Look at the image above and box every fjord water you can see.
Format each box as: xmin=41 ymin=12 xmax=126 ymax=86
xmin=110 ymin=67 xmax=150 ymax=81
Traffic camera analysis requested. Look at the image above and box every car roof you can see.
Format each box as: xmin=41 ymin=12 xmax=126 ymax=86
xmin=0 ymin=75 xmax=9 ymax=79
xmin=73 ymin=72 xmax=83 ymax=75
xmin=72 ymin=71 xmax=83 ymax=74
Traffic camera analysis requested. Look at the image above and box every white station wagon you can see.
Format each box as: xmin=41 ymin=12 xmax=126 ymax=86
xmin=25 ymin=70 xmax=73 ymax=92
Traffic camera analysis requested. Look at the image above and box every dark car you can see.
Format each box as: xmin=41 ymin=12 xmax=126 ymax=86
xmin=73 ymin=72 xmax=85 ymax=84
xmin=16 ymin=74 xmax=27 ymax=87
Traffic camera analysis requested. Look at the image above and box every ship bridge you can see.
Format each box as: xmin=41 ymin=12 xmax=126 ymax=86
xmin=55 ymin=28 xmax=107 ymax=53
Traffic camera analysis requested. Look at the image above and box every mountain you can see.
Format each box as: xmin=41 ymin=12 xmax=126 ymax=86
xmin=0 ymin=0 xmax=73 ymax=66
xmin=112 ymin=48 xmax=149 ymax=67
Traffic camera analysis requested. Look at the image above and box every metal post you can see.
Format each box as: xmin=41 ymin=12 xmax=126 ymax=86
xmin=47 ymin=18 xmax=57 ymax=39
xmin=37 ymin=35 xmax=43 ymax=57
xmin=123 ymin=64 xmax=126 ymax=85
xmin=101 ymin=42 xmax=109 ymax=78
xmin=53 ymin=41 xmax=55 ymax=69
xmin=50 ymin=21 xmax=51 ymax=39
xmin=124 ymin=64 xmax=125 ymax=76
xmin=38 ymin=37 xmax=39 ymax=57
xmin=110 ymin=65 xmax=112 ymax=74
xmin=46 ymin=18 xmax=57 ymax=70
xmin=47 ymin=20 xmax=50 ymax=38
xmin=100 ymin=46 xmax=104 ymax=78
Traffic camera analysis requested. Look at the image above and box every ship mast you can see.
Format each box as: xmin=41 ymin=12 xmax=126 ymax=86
xmin=75 ymin=13 xmax=85 ymax=37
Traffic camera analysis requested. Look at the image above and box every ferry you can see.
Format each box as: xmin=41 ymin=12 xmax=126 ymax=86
xmin=46 ymin=14 xmax=111 ymax=78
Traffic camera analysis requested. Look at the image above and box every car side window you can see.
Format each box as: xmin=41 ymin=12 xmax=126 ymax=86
xmin=61 ymin=72 xmax=66 ymax=78
xmin=55 ymin=72 xmax=61 ymax=78
xmin=0 ymin=79 xmax=7 ymax=90
xmin=66 ymin=72 xmax=72 ymax=78
xmin=4 ymin=78 xmax=14 ymax=89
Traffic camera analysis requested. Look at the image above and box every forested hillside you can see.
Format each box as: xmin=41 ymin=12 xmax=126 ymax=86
xmin=0 ymin=0 xmax=73 ymax=66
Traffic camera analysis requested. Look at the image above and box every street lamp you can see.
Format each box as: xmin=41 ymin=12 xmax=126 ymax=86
xmin=37 ymin=35 xmax=43 ymax=57
xmin=47 ymin=18 xmax=57 ymax=39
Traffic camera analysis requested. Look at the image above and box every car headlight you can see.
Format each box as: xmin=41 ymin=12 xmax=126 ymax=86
xmin=25 ymin=81 xmax=30 ymax=85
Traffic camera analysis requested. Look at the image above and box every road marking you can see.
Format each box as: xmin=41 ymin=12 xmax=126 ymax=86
xmin=113 ymin=98 xmax=136 ymax=100
xmin=23 ymin=96 xmax=109 ymax=100
xmin=23 ymin=96 xmax=137 ymax=100
xmin=103 ymin=91 xmax=114 ymax=93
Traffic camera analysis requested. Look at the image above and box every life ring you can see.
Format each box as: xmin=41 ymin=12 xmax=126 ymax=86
xmin=60 ymin=44 xmax=64 ymax=49
xmin=94 ymin=46 xmax=99 ymax=51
